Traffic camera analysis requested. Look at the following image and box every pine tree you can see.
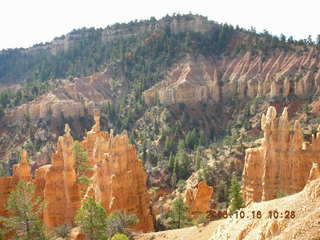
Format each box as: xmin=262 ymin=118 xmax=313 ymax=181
xmin=167 ymin=195 xmax=190 ymax=229
xmin=215 ymin=180 xmax=229 ymax=203
xmin=195 ymin=147 xmax=202 ymax=170
xmin=228 ymin=175 xmax=244 ymax=213
xmin=168 ymin=153 xmax=175 ymax=171
xmin=75 ymin=198 xmax=108 ymax=240
xmin=0 ymin=181 xmax=47 ymax=240
xmin=317 ymin=34 xmax=320 ymax=47
xmin=171 ymin=157 xmax=178 ymax=187
xmin=175 ymin=140 xmax=191 ymax=179
xmin=164 ymin=136 xmax=173 ymax=156
xmin=199 ymin=130 xmax=206 ymax=146
xmin=73 ymin=141 xmax=92 ymax=185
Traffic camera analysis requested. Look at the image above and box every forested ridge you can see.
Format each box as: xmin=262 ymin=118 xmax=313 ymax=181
xmin=0 ymin=14 xmax=319 ymax=220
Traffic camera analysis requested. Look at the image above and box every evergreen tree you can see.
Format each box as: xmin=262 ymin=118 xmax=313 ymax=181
xmin=164 ymin=136 xmax=173 ymax=156
xmin=0 ymin=181 xmax=47 ymax=240
xmin=75 ymin=198 xmax=138 ymax=240
xmin=195 ymin=147 xmax=202 ymax=170
xmin=168 ymin=153 xmax=175 ymax=171
xmin=185 ymin=129 xmax=197 ymax=150
xmin=317 ymin=34 xmax=320 ymax=47
xmin=167 ymin=195 xmax=190 ymax=229
xmin=75 ymin=198 xmax=108 ymax=240
xmin=215 ymin=180 xmax=229 ymax=203
xmin=199 ymin=130 xmax=206 ymax=146
xmin=171 ymin=157 xmax=178 ymax=188
xmin=73 ymin=141 xmax=92 ymax=185
xmin=228 ymin=175 xmax=244 ymax=213
xmin=0 ymin=106 xmax=4 ymax=119
xmin=175 ymin=140 xmax=191 ymax=179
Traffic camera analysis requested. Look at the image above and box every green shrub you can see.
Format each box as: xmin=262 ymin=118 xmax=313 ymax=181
xmin=111 ymin=233 xmax=129 ymax=240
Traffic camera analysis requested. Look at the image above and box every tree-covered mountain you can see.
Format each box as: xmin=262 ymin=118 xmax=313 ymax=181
xmin=0 ymin=13 xmax=319 ymax=205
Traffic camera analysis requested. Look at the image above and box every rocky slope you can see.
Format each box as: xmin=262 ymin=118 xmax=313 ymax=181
xmin=0 ymin=111 xmax=153 ymax=233
xmin=0 ymin=71 xmax=124 ymax=168
xmin=3 ymin=72 xmax=118 ymax=122
xmin=143 ymin=48 xmax=320 ymax=105
xmin=27 ymin=15 xmax=214 ymax=56
xmin=242 ymin=106 xmax=320 ymax=204
xmin=135 ymin=176 xmax=320 ymax=240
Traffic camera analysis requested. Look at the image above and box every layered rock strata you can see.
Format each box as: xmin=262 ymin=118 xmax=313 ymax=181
xmin=0 ymin=111 xmax=154 ymax=232
xmin=242 ymin=106 xmax=320 ymax=204
xmin=143 ymin=49 xmax=320 ymax=105
xmin=3 ymin=72 xmax=115 ymax=123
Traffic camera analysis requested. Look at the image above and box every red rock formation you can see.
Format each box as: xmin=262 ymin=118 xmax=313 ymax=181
xmin=42 ymin=124 xmax=81 ymax=229
xmin=80 ymin=111 xmax=154 ymax=232
xmin=307 ymin=162 xmax=320 ymax=183
xmin=185 ymin=181 xmax=213 ymax=218
xmin=0 ymin=150 xmax=32 ymax=219
xmin=242 ymin=106 xmax=320 ymax=205
xmin=143 ymin=49 xmax=320 ymax=105
xmin=0 ymin=111 xmax=154 ymax=232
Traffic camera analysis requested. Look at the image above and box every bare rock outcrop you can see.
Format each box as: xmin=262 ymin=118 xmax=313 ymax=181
xmin=135 ymin=177 xmax=320 ymax=240
xmin=242 ymin=106 xmax=320 ymax=205
xmin=42 ymin=124 xmax=81 ymax=229
xmin=3 ymin=72 xmax=115 ymax=123
xmin=307 ymin=162 xmax=320 ymax=183
xmin=0 ymin=111 xmax=154 ymax=232
xmin=209 ymin=178 xmax=320 ymax=240
xmin=143 ymin=49 xmax=320 ymax=105
xmin=185 ymin=181 xmax=213 ymax=218
xmin=0 ymin=150 xmax=32 ymax=219
xmin=80 ymin=111 xmax=154 ymax=232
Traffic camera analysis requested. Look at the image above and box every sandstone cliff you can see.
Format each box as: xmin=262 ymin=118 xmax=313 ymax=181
xmin=143 ymin=49 xmax=320 ymax=105
xmin=0 ymin=150 xmax=32 ymax=219
xmin=3 ymin=72 xmax=116 ymax=123
xmin=185 ymin=181 xmax=213 ymax=218
xmin=80 ymin=111 xmax=154 ymax=232
xmin=0 ymin=111 xmax=154 ymax=232
xmin=242 ymin=106 xmax=320 ymax=204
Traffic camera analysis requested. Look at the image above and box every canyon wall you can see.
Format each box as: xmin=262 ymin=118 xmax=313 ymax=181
xmin=185 ymin=181 xmax=213 ymax=218
xmin=143 ymin=49 xmax=320 ymax=105
xmin=3 ymin=72 xmax=115 ymax=123
xmin=0 ymin=111 xmax=154 ymax=232
xmin=242 ymin=106 xmax=320 ymax=204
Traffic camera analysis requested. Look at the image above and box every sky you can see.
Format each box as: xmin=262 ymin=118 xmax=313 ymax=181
xmin=0 ymin=0 xmax=319 ymax=50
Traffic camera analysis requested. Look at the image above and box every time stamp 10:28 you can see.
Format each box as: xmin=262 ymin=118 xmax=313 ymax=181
xmin=211 ymin=210 xmax=296 ymax=219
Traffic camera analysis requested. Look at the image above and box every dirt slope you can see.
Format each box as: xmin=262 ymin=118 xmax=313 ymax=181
xmin=135 ymin=178 xmax=320 ymax=240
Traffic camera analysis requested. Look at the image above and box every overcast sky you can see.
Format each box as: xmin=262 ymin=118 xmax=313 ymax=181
xmin=0 ymin=0 xmax=319 ymax=50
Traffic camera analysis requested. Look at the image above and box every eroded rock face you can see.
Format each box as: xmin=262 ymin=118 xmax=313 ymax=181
xmin=3 ymin=72 xmax=115 ymax=123
xmin=242 ymin=106 xmax=320 ymax=205
xmin=185 ymin=181 xmax=213 ymax=218
xmin=143 ymin=49 xmax=320 ymax=105
xmin=81 ymin=112 xmax=154 ymax=232
xmin=42 ymin=125 xmax=81 ymax=229
xmin=307 ymin=162 xmax=320 ymax=183
xmin=0 ymin=112 xmax=154 ymax=232
xmin=0 ymin=150 xmax=32 ymax=219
